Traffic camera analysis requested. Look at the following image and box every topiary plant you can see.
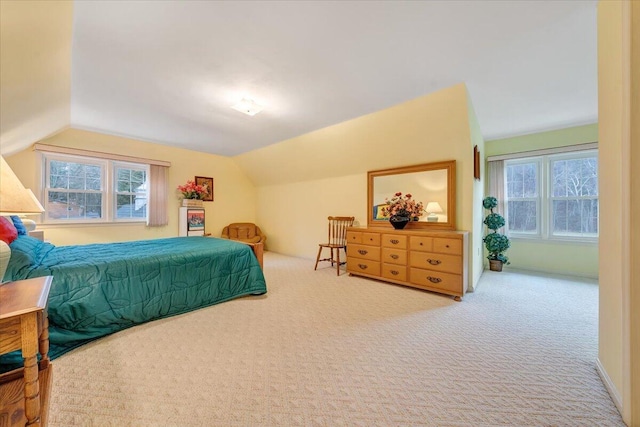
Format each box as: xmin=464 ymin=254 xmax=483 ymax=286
xmin=482 ymin=196 xmax=510 ymax=265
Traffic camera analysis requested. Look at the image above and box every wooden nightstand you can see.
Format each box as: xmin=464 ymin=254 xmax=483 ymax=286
xmin=0 ymin=276 xmax=53 ymax=427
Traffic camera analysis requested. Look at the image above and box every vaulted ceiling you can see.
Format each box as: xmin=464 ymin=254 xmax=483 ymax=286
xmin=0 ymin=1 xmax=597 ymax=157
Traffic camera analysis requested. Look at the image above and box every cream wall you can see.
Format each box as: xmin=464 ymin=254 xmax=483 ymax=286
xmin=597 ymin=0 xmax=639 ymax=424
xmin=467 ymin=90 xmax=486 ymax=288
xmin=484 ymin=124 xmax=599 ymax=279
xmin=235 ymin=83 xmax=482 ymax=289
xmin=0 ymin=0 xmax=73 ymax=154
xmin=5 ymin=128 xmax=257 ymax=245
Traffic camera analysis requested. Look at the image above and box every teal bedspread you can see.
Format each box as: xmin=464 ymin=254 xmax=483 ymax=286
xmin=1 ymin=236 xmax=266 ymax=369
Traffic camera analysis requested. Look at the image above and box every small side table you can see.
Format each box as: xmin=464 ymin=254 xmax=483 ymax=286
xmin=0 ymin=276 xmax=53 ymax=427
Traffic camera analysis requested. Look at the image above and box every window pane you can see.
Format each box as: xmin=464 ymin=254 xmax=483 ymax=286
xmin=553 ymin=160 xmax=567 ymax=197
xmin=552 ymin=157 xmax=599 ymax=198
xmin=116 ymin=194 xmax=147 ymax=219
xmin=46 ymin=191 xmax=102 ymax=220
xmin=508 ymin=200 xmax=537 ymax=232
xmin=552 ymin=199 xmax=598 ymax=236
xmin=523 ymin=164 xmax=537 ymax=197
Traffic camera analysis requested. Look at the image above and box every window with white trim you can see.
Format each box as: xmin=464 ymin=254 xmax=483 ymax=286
xmin=43 ymin=153 xmax=149 ymax=223
xmin=503 ymin=149 xmax=598 ymax=241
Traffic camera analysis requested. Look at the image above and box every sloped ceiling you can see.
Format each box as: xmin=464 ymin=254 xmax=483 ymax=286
xmin=0 ymin=0 xmax=73 ymax=155
xmin=0 ymin=1 xmax=597 ymax=157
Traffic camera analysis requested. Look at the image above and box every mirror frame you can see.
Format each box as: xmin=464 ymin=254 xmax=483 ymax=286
xmin=367 ymin=160 xmax=456 ymax=230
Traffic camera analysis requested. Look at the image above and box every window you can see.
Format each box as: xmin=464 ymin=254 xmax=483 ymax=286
xmin=502 ymin=148 xmax=598 ymax=241
xmin=506 ymin=160 xmax=540 ymax=234
xmin=43 ymin=154 xmax=149 ymax=223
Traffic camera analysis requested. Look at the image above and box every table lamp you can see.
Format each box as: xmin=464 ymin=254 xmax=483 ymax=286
xmin=1 ymin=156 xmax=45 ymax=282
xmin=425 ymin=201 xmax=443 ymax=222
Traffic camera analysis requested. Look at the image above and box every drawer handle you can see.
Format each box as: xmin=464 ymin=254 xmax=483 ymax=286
xmin=390 ymin=254 xmax=399 ymax=260
xmin=427 ymin=276 xmax=442 ymax=283
xmin=427 ymin=259 xmax=442 ymax=265
xmin=445 ymin=244 xmax=450 ymax=248
xmin=358 ymin=249 xmax=368 ymax=255
xmin=419 ymin=242 xmax=423 ymax=246
xmin=358 ymin=264 xmax=368 ymax=270
xmin=390 ymin=239 xmax=399 ymax=244
xmin=391 ymin=270 xmax=399 ymax=275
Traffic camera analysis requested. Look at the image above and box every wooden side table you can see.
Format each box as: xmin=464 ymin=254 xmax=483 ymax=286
xmin=0 ymin=276 xmax=53 ymax=427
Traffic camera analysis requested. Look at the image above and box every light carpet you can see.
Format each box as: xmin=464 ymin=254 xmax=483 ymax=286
xmin=48 ymin=252 xmax=624 ymax=426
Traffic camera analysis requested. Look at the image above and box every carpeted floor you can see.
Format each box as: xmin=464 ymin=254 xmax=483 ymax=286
xmin=48 ymin=252 xmax=624 ymax=426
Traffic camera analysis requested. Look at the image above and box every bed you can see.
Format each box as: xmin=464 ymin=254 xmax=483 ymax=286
xmin=1 ymin=235 xmax=266 ymax=370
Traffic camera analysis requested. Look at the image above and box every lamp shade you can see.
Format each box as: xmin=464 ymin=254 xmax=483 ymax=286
xmin=0 ymin=156 xmax=45 ymax=215
xmin=426 ymin=202 xmax=443 ymax=213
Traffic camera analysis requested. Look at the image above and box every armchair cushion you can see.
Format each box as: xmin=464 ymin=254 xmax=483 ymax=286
xmin=221 ymin=223 xmax=266 ymax=244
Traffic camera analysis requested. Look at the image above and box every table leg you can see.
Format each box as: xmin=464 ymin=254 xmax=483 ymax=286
xmin=38 ymin=311 xmax=50 ymax=369
xmin=21 ymin=314 xmax=41 ymax=426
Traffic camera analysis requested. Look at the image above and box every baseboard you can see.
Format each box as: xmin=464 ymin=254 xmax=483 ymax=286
xmin=596 ymin=357 xmax=623 ymax=416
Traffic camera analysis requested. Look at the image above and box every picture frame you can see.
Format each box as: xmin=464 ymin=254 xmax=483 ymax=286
xmin=194 ymin=176 xmax=214 ymax=201
xmin=473 ymin=145 xmax=481 ymax=180
xmin=186 ymin=209 xmax=205 ymax=233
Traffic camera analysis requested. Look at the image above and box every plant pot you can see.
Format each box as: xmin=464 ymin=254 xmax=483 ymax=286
xmin=182 ymin=199 xmax=203 ymax=207
xmin=489 ymin=259 xmax=503 ymax=272
xmin=390 ymin=217 xmax=410 ymax=230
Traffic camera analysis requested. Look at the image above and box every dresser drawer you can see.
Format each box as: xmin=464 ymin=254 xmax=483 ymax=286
xmin=409 ymin=236 xmax=433 ymax=252
xmin=361 ymin=232 xmax=381 ymax=246
xmin=382 ymin=264 xmax=407 ymax=282
xmin=347 ymin=231 xmax=362 ymax=244
xmin=348 ymin=244 xmax=380 ymax=261
xmin=347 ymin=257 xmax=381 ymax=276
xmin=409 ymin=268 xmax=462 ymax=294
xmin=409 ymin=251 xmax=461 ymax=274
xmin=433 ymin=238 xmax=462 ymax=255
xmin=382 ymin=234 xmax=407 ymax=249
xmin=381 ymin=248 xmax=407 ymax=265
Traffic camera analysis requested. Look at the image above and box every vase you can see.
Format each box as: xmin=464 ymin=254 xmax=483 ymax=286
xmin=390 ymin=216 xmax=410 ymax=230
xmin=182 ymin=199 xmax=203 ymax=207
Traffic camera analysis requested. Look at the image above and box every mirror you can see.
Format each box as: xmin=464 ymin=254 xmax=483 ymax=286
xmin=367 ymin=160 xmax=456 ymax=230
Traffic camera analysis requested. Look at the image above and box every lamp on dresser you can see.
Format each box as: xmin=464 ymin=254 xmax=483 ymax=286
xmin=0 ymin=156 xmax=45 ymax=282
xmin=425 ymin=201 xmax=443 ymax=222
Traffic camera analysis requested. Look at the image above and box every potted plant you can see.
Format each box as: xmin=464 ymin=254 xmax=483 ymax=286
xmin=482 ymin=196 xmax=510 ymax=271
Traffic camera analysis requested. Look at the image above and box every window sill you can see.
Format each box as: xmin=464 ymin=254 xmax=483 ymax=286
xmin=509 ymin=235 xmax=598 ymax=246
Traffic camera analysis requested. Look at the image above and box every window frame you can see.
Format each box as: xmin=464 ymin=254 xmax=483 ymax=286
xmin=503 ymin=149 xmax=598 ymax=244
xmin=42 ymin=153 xmax=149 ymax=224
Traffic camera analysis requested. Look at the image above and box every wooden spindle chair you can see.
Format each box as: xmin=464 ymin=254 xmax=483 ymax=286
xmin=314 ymin=216 xmax=355 ymax=275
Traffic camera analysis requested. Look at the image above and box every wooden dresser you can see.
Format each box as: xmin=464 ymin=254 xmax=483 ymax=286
xmin=346 ymin=227 xmax=469 ymax=301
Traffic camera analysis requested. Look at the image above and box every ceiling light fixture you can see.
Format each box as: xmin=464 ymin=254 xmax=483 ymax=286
xmin=231 ymin=97 xmax=264 ymax=116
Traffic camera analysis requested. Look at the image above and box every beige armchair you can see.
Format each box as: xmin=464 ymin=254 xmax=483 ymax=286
xmin=221 ymin=223 xmax=266 ymax=244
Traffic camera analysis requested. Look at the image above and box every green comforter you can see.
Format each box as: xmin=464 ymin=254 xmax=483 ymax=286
xmin=1 ymin=236 xmax=266 ymax=369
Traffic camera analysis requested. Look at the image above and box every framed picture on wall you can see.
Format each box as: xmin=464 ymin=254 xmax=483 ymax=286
xmin=473 ymin=145 xmax=481 ymax=180
xmin=195 ymin=176 xmax=214 ymax=201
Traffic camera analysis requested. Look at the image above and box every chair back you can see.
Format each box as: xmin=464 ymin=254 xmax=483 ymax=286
xmin=327 ymin=216 xmax=355 ymax=245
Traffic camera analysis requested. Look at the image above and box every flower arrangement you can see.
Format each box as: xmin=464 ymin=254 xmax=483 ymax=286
xmin=177 ymin=180 xmax=209 ymax=200
xmin=382 ymin=192 xmax=424 ymax=220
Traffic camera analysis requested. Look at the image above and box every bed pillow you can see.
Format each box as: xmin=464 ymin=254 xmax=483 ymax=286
xmin=0 ymin=217 xmax=18 ymax=244
xmin=10 ymin=216 xmax=28 ymax=235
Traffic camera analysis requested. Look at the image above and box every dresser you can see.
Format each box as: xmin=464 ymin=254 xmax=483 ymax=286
xmin=346 ymin=227 xmax=469 ymax=301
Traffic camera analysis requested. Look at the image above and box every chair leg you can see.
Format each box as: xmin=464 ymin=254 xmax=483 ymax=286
xmin=314 ymin=245 xmax=323 ymax=270
xmin=335 ymin=247 xmax=341 ymax=275
xmin=330 ymin=248 xmax=334 ymax=266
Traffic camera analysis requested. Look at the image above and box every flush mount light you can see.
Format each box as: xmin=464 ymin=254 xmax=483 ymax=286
xmin=231 ymin=97 xmax=264 ymax=116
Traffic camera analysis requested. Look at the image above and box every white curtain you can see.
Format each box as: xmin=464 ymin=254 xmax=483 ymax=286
xmin=487 ymin=160 xmax=505 ymax=216
xmin=148 ymin=165 xmax=169 ymax=227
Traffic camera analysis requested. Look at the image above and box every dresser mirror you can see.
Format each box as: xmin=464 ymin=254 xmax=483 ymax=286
xmin=367 ymin=160 xmax=456 ymax=230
